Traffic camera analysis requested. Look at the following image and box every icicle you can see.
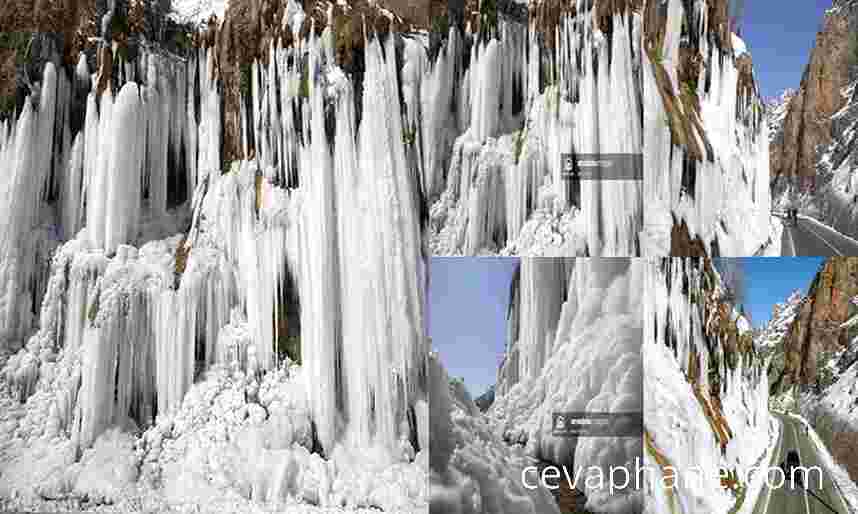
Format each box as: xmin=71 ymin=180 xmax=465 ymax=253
xmin=102 ymin=83 xmax=144 ymax=254
xmin=61 ymin=132 xmax=85 ymax=239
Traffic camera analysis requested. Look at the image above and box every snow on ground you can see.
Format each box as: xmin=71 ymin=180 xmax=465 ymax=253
xmin=488 ymin=259 xmax=644 ymax=513
xmin=788 ymin=412 xmax=858 ymax=512
xmin=734 ymin=416 xmax=780 ymax=514
xmin=429 ymin=352 xmax=561 ymax=514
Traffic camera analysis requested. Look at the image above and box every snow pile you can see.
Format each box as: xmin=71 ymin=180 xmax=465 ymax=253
xmin=642 ymin=0 xmax=773 ymax=256
xmin=428 ymin=352 xmax=561 ymax=514
xmin=644 ymin=259 xmax=771 ymax=514
xmin=488 ymin=258 xmax=644 ymax=513
xmin=427 ymin=4 xmax=643 ymax=256
xmin=140 ymin=363 xmax=427 ymax=511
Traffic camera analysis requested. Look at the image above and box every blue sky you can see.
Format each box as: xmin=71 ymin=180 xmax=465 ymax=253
xmin=429 ymin=257 xmax=518 ymax=398
xmin=741 ymin=1 xmax=833 ymax=99
xmin=738 ymin=257 xmax=825 ymax=329
xmin=428 ymin=257 xmax=827 ymax=395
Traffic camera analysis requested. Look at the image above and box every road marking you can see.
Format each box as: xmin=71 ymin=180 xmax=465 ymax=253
xmin=801 ymin=221 xmax=843 ymax=256
xmin=789 ymin=420 xmax=812 ymax=514
xmin=785 ymin=224 xmax=796 ymax=256
xmin=760 ymin=416 xmax=783 ymax=514
xmin=796 ymin=417 xmax=850 ymax=514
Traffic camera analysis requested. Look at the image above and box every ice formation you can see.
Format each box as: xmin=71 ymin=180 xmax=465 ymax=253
xmin=487 ymin=258 xmax=644 ymax=513
xmin=426 ymin=3 xmax=644 ymax=256
xmin=641 ymin=0 xmax=774 ymax=256
xmin=428 ymin=352 xmax=561 ymax=514
xmin=644 ymin=258 xmax=772 ymax=514
xmin=0 ymin=4 xmax=429 ymax=511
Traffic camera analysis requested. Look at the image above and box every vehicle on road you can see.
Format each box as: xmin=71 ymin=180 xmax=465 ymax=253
xmin=784 ymin=449 xmax=804 ymax=489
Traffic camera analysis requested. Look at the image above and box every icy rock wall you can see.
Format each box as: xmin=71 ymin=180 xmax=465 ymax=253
xmin=0 ymin=45 xmax=214 ymax=346
xmin=241 ymin=20 xmax=429 ymax=453
xmin=0 ymin=63 xmax=63 ymax=343
xmin=489 ymin=258 xmax=644 ymax=513
xmin=517 ymin=258 xmax=568 ymax=383
xmin=644 ymin=259 xmax=770 ymax=514
xmin=430 ymin=3 xmax=644 ymax=256
xmin=1 ymin=13 xmax=428 ymax=503
xmin=428 ymin=352 xmax=562 ymax=514
xmin=642 ymin=0 xmax=771 ymax=256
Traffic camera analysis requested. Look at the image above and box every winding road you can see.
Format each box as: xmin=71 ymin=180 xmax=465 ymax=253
xmin=777 ymin=213 xmax=858 ymax=256
xmin=753 ymin=414 xmax=850 ymax=514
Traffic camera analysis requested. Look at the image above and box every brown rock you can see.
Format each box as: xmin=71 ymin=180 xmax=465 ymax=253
xmin=774 ymin=257 xmax=858 ymax=392
xmin=670 ymin=217 xmax=717 ymax=257
xmin=771 ymin=9 xmax=853 ymax=182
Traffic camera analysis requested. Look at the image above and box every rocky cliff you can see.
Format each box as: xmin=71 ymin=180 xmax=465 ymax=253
xmin=770 ymin=0 xmax=858 ymax=185
xmin=769 ymin=258 xmax=858 ymax=396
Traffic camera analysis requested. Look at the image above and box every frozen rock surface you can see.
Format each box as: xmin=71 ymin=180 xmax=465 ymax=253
xmin=0 ymin=2 xmax=429 ymax=511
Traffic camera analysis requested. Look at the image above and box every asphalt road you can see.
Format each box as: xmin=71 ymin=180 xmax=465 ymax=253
xmin=753 ymin=414 xmax=850 ymax=514
xmin=778 ymin=214 xmax=858 ymax=256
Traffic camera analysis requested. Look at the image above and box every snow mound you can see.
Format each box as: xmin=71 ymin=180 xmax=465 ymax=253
xmin=429 ymin=353 xmax=561 ymax=514
xmin=137 ymin=362 xmax=427 ymax=512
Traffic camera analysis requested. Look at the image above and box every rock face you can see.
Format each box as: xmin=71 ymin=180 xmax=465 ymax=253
xmin=771 ymin=258 xmax=858 ymax=395
xmin=770 ymin=0 xmax=858 ymax=185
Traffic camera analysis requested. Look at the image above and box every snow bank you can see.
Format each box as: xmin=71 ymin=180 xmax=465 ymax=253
xmin=148 ymin=363 xmax=426 ymax=511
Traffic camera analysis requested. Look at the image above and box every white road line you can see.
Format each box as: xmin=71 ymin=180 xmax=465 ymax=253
xmin=790 ymin=420 xmax=812 ymax=514
xmin=785 ymin=225 xmax=797 ymax=256
xmin=797 ymin=416 xmax=851 ymax=514
xmin=761 ymin=416 xmax=783 ymax=514
xmin=802 ymin=222 xmax=843 ymax=256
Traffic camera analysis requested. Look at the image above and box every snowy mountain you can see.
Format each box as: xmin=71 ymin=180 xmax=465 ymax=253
xmin=754 ymin=289 xmax=803 ymax=354
xmin=764 ymin=89 xmax=796 ymax=145
xmin=644 ymin=258 xmax=771 ymax=514
xmin=767 ymin=258 xmax=858 ymax=399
